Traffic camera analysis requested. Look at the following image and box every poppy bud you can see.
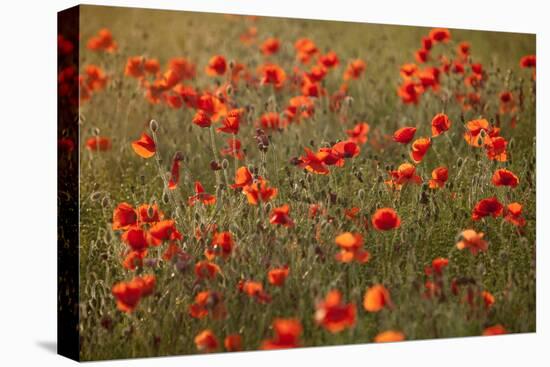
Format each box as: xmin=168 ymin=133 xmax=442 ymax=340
xmin=229 ymin=60 xmax=235 ymax=69
xmin=149 ymin=119 xmax=159 ymax=132
xmin=92 ymin=127 xmax=100 ymax=136
xmin=226 ymin=84 xmax=233 ymax=96
xmin=210 ymin=160 xmax=222 ymax=171
xmin=221 ymin=159 xmax=229 ymax=170
xmin=162 ymin=192 xmax=169 ymax=204
xmin=174 ymin=151 xmax=184 ymax=161
xmin=90 ymin=191 xmax=102 ymax=202
xmin=101 ymin=196 xmax=110 ymax=208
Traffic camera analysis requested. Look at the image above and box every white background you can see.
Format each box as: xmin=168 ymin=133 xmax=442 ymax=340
xmin=0 ymin=0 xmax=547 ymax=365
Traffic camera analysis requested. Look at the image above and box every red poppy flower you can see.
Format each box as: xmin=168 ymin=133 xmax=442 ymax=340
xmin=259 ymin=63 xmax=287 ymax=88
xmin=205 ymin=55 xmax=227 ymax=76
xmin=428 ymin=166 xmax=449 ymax=189
xmin=472 ymin=197 xmax=504 ymax=220
xmin=504 ymin=202 xmax=526 ymax=227
xmin=429 ymin=28 xmax=451 ymax=43
xmin=148 ymin=220 xmax=182 ymax=246
xmin=319 ymin=51 xmax=340 ymax=68
xmin=371 ymin=208 xmax=401 ymax=231
xmin=485 ymin=136 xmax=508 ymax=162
xmin=188 ymin=181 xmax=216 ymax=206
xmin=415 ymin=48 xmax=429 ymax=63
xmin=238 ymin=280 xmax=272 ymax=304
xmin=131 ymin=132 xmax=156 ymax=158
xmin=224 ymin=334 xmax=242 ymax=352
xmin=268 ymin=266 xmax=290 ymax=286
xmin=431 ymin=113 xmax=451 ymax=137
xmin=261 ymin=319 xmax=302 ymax=350
xmin=85 ymin=136 xmax=111 ymax=151
xmin=194 ymin=329 xmax=218 ymax=352
xmin=137 ymin=204 xmax=163 ymax=224
xmin=168 ymin=154 xmax=182 ymax=190
xmin=294 ymin=38 xmax=318 ymax=64
xmin=270 ymin=204 xmax=295 ymax=227
xmin=298 ymin=148 xmax=330 ymax=175
xmin=519 ymin=55 xmax=536 ymax=68
xmin=464 ymin=118 xmax=491 ymax=146
xmin=230 ymin=166 xmax=254 ymax=189
xmin=192 ymin=110 xmax=212 ymax=128
xmin=410 ymin=137 xmax=431 ymax=163
xmin=206 ymin=231 xmax=235 ymax=260
xmin=242 ymin=177 xmax=278 ymax=205
xmin=122 ymin=250 xmax=147 ymax=270
xmin=346 ymin=122 xmax=370 ymax=145
xmin=343 ymin=59 xmax=366 ymax=81
xmin=363 ymin=284 xmax=393 ymax=312
xmin=259 ymin=112 xmax=286 ymax=130
xmin=285 ymin=95 xmax=315 ymax=122
xmin=217 ymin=108 xmax=243 ymax=134
xmin=397 ymin=80 xmax=423 ymax=104
xmin=194 ymin=261 xmax=221 ymax=279
xmin=189 ymin=291 xmax=226 ymax=320
xmin=121 ymin=227 xmax=149 ymax=252
xmin=374 ymin=330 xmax=405 ymax=343
xmin=260 ymin=37 xmax=280 ymax=55
xmin=456 ymin=229 xmax=488 ymax=255
xmin=112 ymin=203 xmax=137 ymax=230
xmin=84 ymin=65 xmax=108 ymax=91
xmin=315 ymin=290 xmax=356 ymax=333
xmin=483 ymin=325 xmax=507 ymax=336
xmin=393 ymin=126 xmax=417 ymax=144
xmin=334 ymin=232 xmax=370 ymax=264
xmin=87 ymin=28 xmax=117 ymax=52
xmin=111 ymin=275 xmax=155 ymax=313
xmin=424 ymin=257 xmax=449 ymax=276
xmin=400 ymin=63 xmax=418 ymax=79
xmin=386 ymin=163 xmax=422 ymax=189
xmin=492 ymin=169 xmax=519 ymax=188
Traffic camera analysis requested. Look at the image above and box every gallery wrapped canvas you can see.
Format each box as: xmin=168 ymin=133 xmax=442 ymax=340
xmin=58 ymin=4 xmax=536 ymax=361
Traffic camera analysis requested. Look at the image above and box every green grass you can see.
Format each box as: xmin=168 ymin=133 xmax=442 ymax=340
xmin=76 ymin=5 xmax=535 ymax=360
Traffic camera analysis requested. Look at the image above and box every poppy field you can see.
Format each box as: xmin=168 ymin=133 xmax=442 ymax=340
xmin=67 ymin=5 xmax=536 ymax=360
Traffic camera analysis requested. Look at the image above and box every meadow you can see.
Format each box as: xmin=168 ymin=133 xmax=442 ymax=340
xmin=67 ymin=5 xmax=536 ymax=360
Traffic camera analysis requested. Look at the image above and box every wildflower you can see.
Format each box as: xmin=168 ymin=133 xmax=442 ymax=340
xmin=456 ymin=229 xmax=488 ymax=255
xmin=268 ymin=266 xmax=290 ymax=286
xmin=492 ymin=169 xmax=519 ymax=188
xmin=194 ymin=261 xmax=221 ymax=279
xmin=285 ymin=95 xmax=315 ymax=122
xmin=393 ymin=126 xmax=417 ymax=144
xmin=319 ymin=51 xmax=340 ymax=68
xmin=259 ymin=112 xmax=286 ymax=130
xmin=242 ymin=177 xmax=278 ymax=205
xmin=346 ymin=122 xmax=370 ymax=145
xmin=217 ymin=108 xmax=243 ymax=134
xmin=483 ymin=325 xmax=507 ymax=336
xmin=429 ymin=28 xmax=451 ymax=43
xmin=397 ymin=80 xmax=422 ymax=104
xmin=111 ymin=275 xmax=155 ymax=313
xmin=121 ymin=227 xmax=149 ymax=252
xmin=504 ymin=202 xmax=526 ymax=227
xmin=260 ymin=37 xmax=280 ymax=55
xmin=410 ymin=137 xmax=431 ymax=163
xmin=363 ymin=284 xmax=393 ymax=312
xmin=464 ymin=118 xmax=491 ymax=147
xmin=259 ymin=63 xmax=286 ymax=88
xmin=431 ymin=113 xmax=451 ymax=137
xmin=428 ymin=166 xmax=449 ymax=188
xmin=270 ymin=204 xmax=295 ymax=227
xmin=261 ymin=319 xmax=302 ymax=350
xmin=238 ymin=280 xmax=271 ymax=303
xmin=400 ymin=63 xmax=418 ymax=79
xmin=192 ymin=110 xmax=212 ymax=128
xmin=112 ymin=203 xmax=137 ymax=230
xmin=371 ymin=208 xmax=401 ymax=231
xmin=315 ymin=290 xmax=356 ymax=333
xmin=298 ymin=148 xmax=330 ymax=175
xmin=334 ymin=232 xmax=370 ymax=264
xmin=168 ymin=153 xmax=183 ymax=190
xmin=424 ymin=257 xmax=449 ymax=276
xmin=206 ymin=231 xmax=235 ymax=260
xmin=294 ymin=38 xmax=318 ymax=64
xmin=386 ymin=163 xmax=422 ymax=189
xmin=415 ymin=48 xmax=429 ymax=63
xmin=224 ymin=334 xmax=243 ymax=352
xmin=189 ymin=291 xmax=226 ymax=319
xmin=85 ymin=136 xmax=111 ymax=151
xmin=137 ymin=204 xmax=163 ymax=223
xmin=374 ymin=330 xmax=405 ymax=343
xmin=485 ymin=136 xmax=508 ymax=162
xmin=131 ymin=132 xmax=156 ymax=158
xmin=205 ymin=55 xmax=227 ymax=76
xmin=188 ymin=181 xmax=216 ymax=206
xmin=519 ymin=55 xmax=536 ymax=68
xmin=472 ymin=197 xmax=504 ymax=220
xmin=230 ymin=166 xmax=254 ymax=189
xmin=343 ymin=59 xmax=366 ymax=80
xmin=122 ymin=250 xmax=147 ymax=271
xmin=87 ymin=28 xmax=117 ymax=52
xmin=148 ymin=220 xmax=182 ymax=246
xmin=194 ymin=329 xmax=218 ymax=352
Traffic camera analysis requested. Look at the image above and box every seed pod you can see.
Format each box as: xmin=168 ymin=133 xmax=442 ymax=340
xmin=149 ymin=119 xmax=159 ymax=132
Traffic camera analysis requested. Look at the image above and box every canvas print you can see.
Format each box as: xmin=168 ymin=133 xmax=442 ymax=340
xmin=57 ymin=4 xmax=536 ymax=361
